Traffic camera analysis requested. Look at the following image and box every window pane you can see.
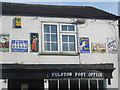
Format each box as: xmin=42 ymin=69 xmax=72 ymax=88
xmin=69 ymin=43 xmax=75 ymax=51
xmin=44 ymin=25 xmax=50 ymax=33
xmin=70 ymin=80 xmax=79 ymax=90
xmin=51 ymin=25 xmax=57 ymax=33
xmin=62 ymin=35 xmax=68 ymax=42
xmin=44 ymin=43 xmax=50 ymax=51
xmin=90 ymin=80 xmax=97 ymax=90
xmin=62 ymin=25 xmax=67 ymax=31
xmin=49 ymin=80 xmax=58 ymax=90
xmin=51 ymin=43 xmax=58 ymax=51
xmin=68 ymin=26 xmax=74 ymax=31
xmin=69 ymin=36 xmax=75 ymax=42
xmin=99 ymin=80 xmax=104 ymax=90
xmin=44 ymin=34 xmax=50 ymax=41
xmin=51 ymin=34 xmax=57 ymax=42
xmin=63 ymin=43 xmax=68 ymax=51
xmin=59 ymin=80 xmax=68 ymax=90
xmin=80 ymin=80 xmax=88 ymax=90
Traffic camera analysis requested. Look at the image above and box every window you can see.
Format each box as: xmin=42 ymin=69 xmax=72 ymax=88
xmin=43 ymin=24 xmax=59 ymax=52
xmin=62 ymin=25 xmax=75 ymax=31
xmin=42 ymin=23 xmax=77 ymax=53
xmin=60 ymin=24 xmax=77 ymax=53
xmin=62 ymin=35 xmax=76 ymax=51
xmin=49 ymin=80 xmax=58 ymax=90
xmin=47 ymin=79 xmax=105 ymax=90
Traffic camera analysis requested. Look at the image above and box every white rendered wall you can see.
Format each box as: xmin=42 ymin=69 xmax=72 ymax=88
xmin=0 ymin=15 xmax=119 ymax=89
xmin=118 ymin=24 xmax=120 ymax=90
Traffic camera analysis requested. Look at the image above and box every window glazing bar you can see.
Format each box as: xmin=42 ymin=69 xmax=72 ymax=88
xmin=68 ymin=79 xmax=70 ymax=90
xmin=78 ymin=79 xmax=80 ymax=90
xmin=88 ymin=79 xmax=90 ymax=90
xmin=97 ymin=79 xmax=99 ymax=90
xmin=58 ymin=79 xmax=59 ymax=90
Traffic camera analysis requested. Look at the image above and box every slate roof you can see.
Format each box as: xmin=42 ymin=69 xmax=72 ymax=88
xmin=2 ymin=2 xmax=117 ymax=20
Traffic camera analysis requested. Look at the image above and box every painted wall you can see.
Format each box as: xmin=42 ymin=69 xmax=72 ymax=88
xmin=0 ymin=16 xmax=119 ymax=88
xmin=118 ymin=2 xmax=120 ymax=88
xmin=118 ymin=21 xmax=120 ymax=90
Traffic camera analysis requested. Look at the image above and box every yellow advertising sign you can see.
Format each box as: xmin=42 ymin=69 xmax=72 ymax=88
xmin=15 ymin=17 xmax=22 ymax=28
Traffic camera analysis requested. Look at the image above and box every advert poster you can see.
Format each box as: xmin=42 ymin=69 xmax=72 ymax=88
xmin=15 ymin=17 xmax=22 ymax=28
xmin=30 ymin=33 xmax=39 ymax=52
xmin=80 ymin=37 xmax=90 ymax=53
xmin=92 ymin=43 xmax=106 ymax=53
xmin=11 ymin=40 xmax=28 ymax=52
xmin=107 ymin=38 xmax=117 ymax=54
xmin=0 ymin=34 xmax=9 ymax=52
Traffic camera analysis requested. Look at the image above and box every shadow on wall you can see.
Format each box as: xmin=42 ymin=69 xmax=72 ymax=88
xmin=12 ymin=18 xmax=16 ymax=28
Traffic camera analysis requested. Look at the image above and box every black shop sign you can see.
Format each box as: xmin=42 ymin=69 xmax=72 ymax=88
xmin=48 ymin=70 xmax=104 ymax=79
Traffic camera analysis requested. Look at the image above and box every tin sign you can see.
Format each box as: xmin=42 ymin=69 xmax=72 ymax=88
xmin=0 ymin=34 xmax=9 ymax=52
xmin=91 ymin=43 xmax=106 ymax=53
xmin=11 ymin=40 xmax=28 ymax=52
xmin=107 ymin=38 xmax=117 ymax=54
xmin=80 ymin=37 xmax=90 ymax=53
xmin=30 ymin=33 xmax=39 ymax=52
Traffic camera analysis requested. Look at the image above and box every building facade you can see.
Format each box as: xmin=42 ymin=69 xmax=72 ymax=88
xmin=0 ymin=2 xmax=119 ymax=90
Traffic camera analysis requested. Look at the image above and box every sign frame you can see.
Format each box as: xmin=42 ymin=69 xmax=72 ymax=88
xmin=91 ymin=43 xmax=106 ymax=53
xmin=0 ymin=34 xmax=9 ymax=52
xmin=30 ymin=33 xmax=39 ymax=52
xmin=80 ymin=37 xmax=90 ymax=53
xmin=107 ymin=38 xmax=117 ymax=54
xmin=11 ymin=40 xmax=28 ymax=52
xmin=15 ymin=17 xmax=22 ymax=28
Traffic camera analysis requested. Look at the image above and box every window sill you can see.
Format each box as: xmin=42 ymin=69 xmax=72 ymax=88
xmin=38 ymin=52 xmax=79 ymax=56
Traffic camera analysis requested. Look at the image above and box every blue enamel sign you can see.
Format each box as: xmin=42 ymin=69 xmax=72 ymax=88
xmin=11 ymin=40 xmax=28 ymax=52
xmin=80 ymin=37 xmax=90 ymax=53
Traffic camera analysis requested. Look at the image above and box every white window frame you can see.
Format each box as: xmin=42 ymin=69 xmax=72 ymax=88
xmin=42 ymin=22 xmax=60 ymax=53
xmin=60 ymin=23 xmax=76 ymax=33
xmin=60 ymin=24 xmax=77 ymax=53
xmin=60 ymin=33 xmax=77 ymax=53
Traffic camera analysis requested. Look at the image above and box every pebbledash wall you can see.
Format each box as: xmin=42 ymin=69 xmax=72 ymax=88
xmin=0 ymin=2 xmax=119 ymax=90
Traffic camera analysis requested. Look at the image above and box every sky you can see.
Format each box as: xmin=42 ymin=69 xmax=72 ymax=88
xmin=0 ymin=0 xmax=119 ymax=15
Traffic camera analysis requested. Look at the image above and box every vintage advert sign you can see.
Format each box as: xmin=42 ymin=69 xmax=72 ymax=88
xmin=107 ymin=38 xmax=117 ymax=54
xmin=0 ymin=34 xmax=9 ymax=52
xmin=15 ymin=17 xmax=22 ymax=28
xmin=11 ymin=40 xmax=28 ymax=52
xmin=92 ymin=43 xmax=106 ymax=53
xmin=30 ymin=33 xmax=39 ymax=52
xmin=80 ymin=37 xmax=90 ymax=53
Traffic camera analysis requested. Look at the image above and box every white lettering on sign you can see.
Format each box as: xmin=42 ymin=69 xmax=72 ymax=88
xmin=75 ymin=72 xmax=86 ymax=77
xmin=88 ymin=73 xmax=102 ymax=77
xmin=52 ymin=72 xmax=72 ymax=77
xmin=51 ymin=72 xmax=103 ymax=78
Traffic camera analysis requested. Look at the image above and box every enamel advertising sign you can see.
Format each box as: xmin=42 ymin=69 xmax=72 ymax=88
xmin=11 ymin=40 xmax=28 ymax=52
xmin=107 ymin=38 xmax=117 ymax=54
xmin=91 ymin=43 xmax=106 ymax=53
xmin=15 ymin=17 xmax=22 ymax=28
xmin=30 ymin=33 xmax=39 ymax=52
xmin=80 ymin=37 xmax=90 ymax=53
xmin=0 ymin=34 xmax=9 ymax=52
